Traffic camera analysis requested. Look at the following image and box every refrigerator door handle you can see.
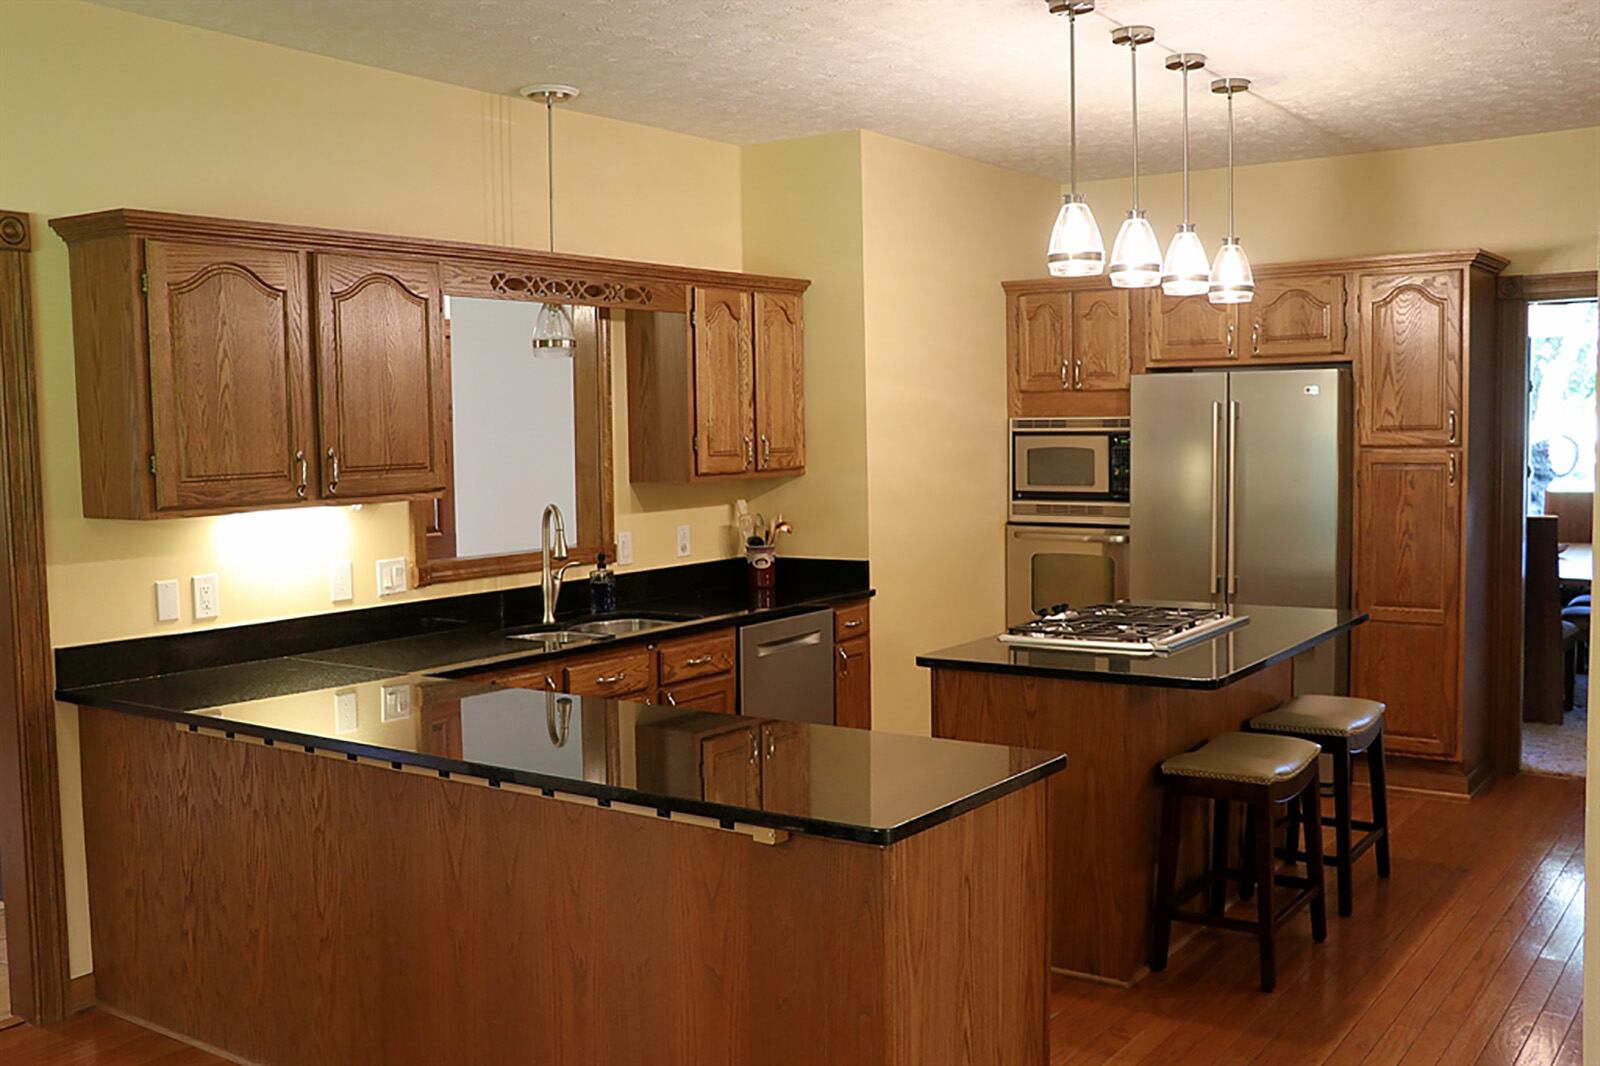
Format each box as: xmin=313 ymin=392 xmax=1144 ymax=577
xmin=1209 ymin=401 xmax=1223 ymax=595
xmin=1227 ymin=400 xmax=1240 ymax=596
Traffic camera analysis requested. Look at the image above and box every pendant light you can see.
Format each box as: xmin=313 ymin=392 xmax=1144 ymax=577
xmin=1207 ymin=77 xmax=1255 ymax=305
xmin=1107 ymin=25 xmax=1161 ymax=289
xmin=519 ymin=83 xmax=581 ymax=352
xmin=1160 ymin=53 xmax=1211 ymax=296
xmin=1045 ymin=0 xmax=1103 ymax=278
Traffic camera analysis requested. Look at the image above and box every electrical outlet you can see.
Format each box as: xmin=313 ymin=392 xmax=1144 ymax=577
xmin=334 ymin=689 xmax=359 ymax=734
xmin=329 ymin=559 xmax=353 ymax=603
xmin=381 ymin=684 xmax=413 ymax=723
xmin=192 ymin=574 xmax=219 ymax=620
xmin=676 ymin=524 xmax=691 ymax=558
xmin=155 ymin=579 xmax=180 ymax=622
xmin=376 ymin=558 xmax=408 ymax=597
xmin=616 ymin=531 xmax=633 ymax=566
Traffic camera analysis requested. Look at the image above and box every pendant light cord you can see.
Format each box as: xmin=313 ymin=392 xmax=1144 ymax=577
xmin=545 ymin=96 xmax=556 ymax=253
xmin=1226 ymin=88 xmax=1235 ymax=238
xmin=1068 ymin=13 xmax=1078 ymax=197
xmin=1129 ymin=41 xmax=1140 ymax=211
xmin=1181 ymin=68 xmax=1190 ymax=224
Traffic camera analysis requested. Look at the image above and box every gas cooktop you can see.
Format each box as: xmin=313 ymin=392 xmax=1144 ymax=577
xmin=998 ymin=603 xmax=1249 ymax=656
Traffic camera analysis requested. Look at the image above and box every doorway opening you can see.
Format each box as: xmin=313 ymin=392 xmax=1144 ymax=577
xmin=1521 ymin=295 xmax=1598 ymax=777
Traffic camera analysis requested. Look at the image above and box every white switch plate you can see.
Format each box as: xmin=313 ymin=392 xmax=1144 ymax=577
xmin=329 ymin=559 xmax=353 ymax=603
xmin=616 ymin=531 xmax=633 ymax=566
xmin=676 ymin=525 xmax=691 ymax=558
xmin=192 ymin=574 xmax=219 ymax=620
xmin=381 ymin=684 xmax=413 ymax=722
xmin=155 ymin=579 xmax=180 ymax=622
xmin=334 ymin=689 xmax=359 ymax=734
xmin=376 ymin=558 xmax=408 ymax=597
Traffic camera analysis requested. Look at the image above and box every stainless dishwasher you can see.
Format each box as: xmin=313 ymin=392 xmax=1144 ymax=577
xmin=738 ymin=610 xmax=836 ymax=723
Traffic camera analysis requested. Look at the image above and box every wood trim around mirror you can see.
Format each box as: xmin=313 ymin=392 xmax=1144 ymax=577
xmin=411 ymin=304 xmax=615 ymax=588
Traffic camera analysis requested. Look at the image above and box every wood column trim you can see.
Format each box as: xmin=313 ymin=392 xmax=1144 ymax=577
xmin=0 ymin=209 xmax=71 ymax=1024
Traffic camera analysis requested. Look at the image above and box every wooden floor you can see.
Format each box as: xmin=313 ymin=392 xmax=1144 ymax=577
xmin=0 ymin=774 xmax=1583 ymax=1066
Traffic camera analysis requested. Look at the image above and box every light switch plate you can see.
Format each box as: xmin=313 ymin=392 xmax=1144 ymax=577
xmin=329 ymin=559 xmax=353 ymax=603
xmin=381 ymin=684 xmax=413 ymax=722
xmin=155 ymin=579 xmax=180 ymax=622
xmin=334 ymin=689 xmax=359 ymax=734
xmin=616 ymin=531 xmax=633 ymax=566
xmin=676 ymin=525 xmax=691 ymax=558
xmin=376 ymin=558 xmax=408 ymax=597
xmin=192 ymin=574 xmax=219 ymax=620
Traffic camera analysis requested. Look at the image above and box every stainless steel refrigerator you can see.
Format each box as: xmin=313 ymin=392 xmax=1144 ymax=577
xmin=1130 ymin=367 xmax=1351 ymax=694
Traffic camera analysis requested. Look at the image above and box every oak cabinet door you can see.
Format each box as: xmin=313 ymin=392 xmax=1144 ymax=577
xmin=1072 ymin=288 xmax=1131 ymax=391
xmin=1148 ymin=293 xmax=1235 ymax=363
xmin=144 ymin=241 xmax=314 ymax=511
xmin=753 ymin=291 xmax=805 ymax=472
xmin=1014 ymin=291 xmax=1071 ymax=393
xmin=691 ymin=286 xmax=754 ymax=475
xmin=314 ymin=254 xmax=449 ymax=498
xmin=700 ymin=725 xmax=760 ymax=806
xmin=834 ymin=636 xmax=872 ymax=729
xmin=1357 ymin=270 xmax=1463 ymax=447
xmin=760 ymin=720 xmax=811 ymax=813
xmin=1352 ymin=448 xmax=1462 ymax=758
xmin=1248 ymin=273 xmax=1348 ymax=358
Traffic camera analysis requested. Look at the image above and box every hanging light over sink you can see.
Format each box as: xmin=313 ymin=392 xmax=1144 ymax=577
xmin=520 ymin=83 xmax=581 ymax=352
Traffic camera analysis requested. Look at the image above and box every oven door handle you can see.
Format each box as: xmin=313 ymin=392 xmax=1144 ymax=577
xmin=1010 ymin=529 xmax=1129 ymax=544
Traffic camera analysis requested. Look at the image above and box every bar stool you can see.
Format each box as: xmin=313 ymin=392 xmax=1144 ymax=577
xmin=1152 ymin=732 xmax=1327 ymax=993
xmin=1247 ymin=695 xmax=1390 ymax=917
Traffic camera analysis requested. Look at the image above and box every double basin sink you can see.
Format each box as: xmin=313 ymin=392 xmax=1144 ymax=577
xmin=499 ymin=614 xmax=687 ymax=652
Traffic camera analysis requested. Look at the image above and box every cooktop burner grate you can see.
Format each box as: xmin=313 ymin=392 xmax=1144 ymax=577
xmin=1000 ymin=603 xmax=1248 ymax=655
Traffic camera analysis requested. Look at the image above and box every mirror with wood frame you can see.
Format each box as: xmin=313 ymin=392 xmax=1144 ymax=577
xmin=411 ymin=297 xmax=614 ymax=586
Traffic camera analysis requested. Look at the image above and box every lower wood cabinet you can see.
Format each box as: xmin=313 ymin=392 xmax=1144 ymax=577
xmin=658 ymin=672 xmax=737 ymax=715
xmin=834 ymin=600 xmax=873 ymax=729
xmin=637 ymin=715 xmax=809 ymax=812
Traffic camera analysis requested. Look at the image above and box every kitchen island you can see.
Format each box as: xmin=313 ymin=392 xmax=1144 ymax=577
xmin=65 ymin=663 xmax=1062 ymax=1065
xmin=918 ymin=603 xmax=1365 ymax=985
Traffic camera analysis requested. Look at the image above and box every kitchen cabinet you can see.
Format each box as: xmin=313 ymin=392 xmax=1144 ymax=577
xmin=312 ymin=254 xmax=450 ymax=498
xmin=656 ymin=628 xmax=738 ymax=712
xmin=658 ymin=672 xmax=738 ymax=714
xmin=759 ymin=719 xmax=810 ymax=813
xmin=1005 ymin=281 xmax=1135 ymax=417
xmin=1249 ymin=273 xmax=1348 ymax=359
xmin=700 ymin=725 xmax=761 ymax=806
xmin=1146 ymin=293 xmax=1235 ymax=364
xmin=628 ymin=286 xmax=807 ymax=482
xmin=833 ymin=600 xmax=873 ymax=730
xmin=1357 ymin=269 xmax=1463 ymax=447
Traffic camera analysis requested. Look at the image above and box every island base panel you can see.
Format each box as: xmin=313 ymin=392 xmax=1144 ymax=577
xmin=931 ymin=659 xmax=1292 ymax=983
xmin=78 ymin=709 xmax=1048 ymax=1066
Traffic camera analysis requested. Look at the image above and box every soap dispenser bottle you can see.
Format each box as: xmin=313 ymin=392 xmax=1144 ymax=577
xmin=588 ymin=552 xmax=617 ymax=614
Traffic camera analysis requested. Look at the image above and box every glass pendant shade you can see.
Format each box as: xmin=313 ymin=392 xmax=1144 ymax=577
xmin=1207 ymin=239 xmax=1255 ymax=305
xmin=1047 ymin=195 xmax=1105 ymax=277
xmin=531 ymin=302 xmax=577 ymax=352
xmin=1109 ymin=210 xmax=1162 ymax=289
xmin=1161 ymin=225 xmax=1210 ymax=296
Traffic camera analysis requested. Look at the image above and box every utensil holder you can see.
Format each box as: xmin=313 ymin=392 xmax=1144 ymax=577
xmin=746 ymin=544 xmax=777 ymax=589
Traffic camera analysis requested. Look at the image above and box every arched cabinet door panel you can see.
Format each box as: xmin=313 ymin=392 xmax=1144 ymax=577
xmin=1013 ymin=291 xmax=1071 ymax=393
xmin=1357 ymin=270 xmax=1463 ymax=448
xmin=753 ymin=291 xmax=805 ymax=473
xmin=1248 ymin=273 xmax=1348 ymax=359
xmin=313 ymin=254 xmax=449 ymax=499
xmin=1072 ymin=288 xmax=1131 ymax=391
xmin=691 ymin=286 xmax=754 ymax=476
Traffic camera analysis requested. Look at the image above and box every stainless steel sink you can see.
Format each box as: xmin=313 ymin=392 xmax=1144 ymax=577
xmin=503 ymin=629 xmax=600 ymax=648
xmin=565 ymin=617 xmax=680 ymax=637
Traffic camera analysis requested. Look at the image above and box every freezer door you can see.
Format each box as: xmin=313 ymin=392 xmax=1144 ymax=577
xmin=1130 ymin=372 xmax=1230 ymax=604
xmin=1226 ymin=368 xmax=1349 ymax=609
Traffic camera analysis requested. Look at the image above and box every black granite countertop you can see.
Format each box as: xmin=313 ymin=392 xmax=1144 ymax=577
xmin=62 ymin=669 xmax=1064 ymax=846
xmin=917 ymin=604 xmax=1367 ymax=689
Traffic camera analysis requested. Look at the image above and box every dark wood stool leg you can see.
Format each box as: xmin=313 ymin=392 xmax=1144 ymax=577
xmin=1330 ymin=744 xmax=1354 ymax=918
xmin=1368 ymin=731 xmax=1391 ymax=879
xmin=1151 ymin=787 xmax=1183 ymax=972
xmin=1300 ymin=777 xmax=1327 ymax=943
xmin=1239 ymin=810 xmax=1256 ymax=901
xmin=1209 ymin=797 xmax=1230 ymax=917
xmin=1250 ymin=797 xmax=1276 ymax=993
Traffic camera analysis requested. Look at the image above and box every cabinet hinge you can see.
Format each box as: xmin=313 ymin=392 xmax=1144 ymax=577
xmin=148 ymin=453 xmax=157 ymax=476
xmin=139 ymin=271 xmax=149 ymax=294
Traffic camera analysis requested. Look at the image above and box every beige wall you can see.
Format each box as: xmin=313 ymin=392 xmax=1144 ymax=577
xmin=1073 ymin=127 xmax=1599 ymax=276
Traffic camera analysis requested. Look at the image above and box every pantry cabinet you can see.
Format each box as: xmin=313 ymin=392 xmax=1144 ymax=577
xmin=1356 ymin=269 xmax=1463 ymax=447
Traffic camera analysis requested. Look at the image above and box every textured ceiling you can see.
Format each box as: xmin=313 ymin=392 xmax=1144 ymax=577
xmin=91 ymin=0 xmax=1600 ymax=180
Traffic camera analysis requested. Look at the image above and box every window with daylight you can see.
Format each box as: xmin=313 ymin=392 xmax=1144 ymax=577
xmin=1527 ymin=297 xmax=1599 ymax=513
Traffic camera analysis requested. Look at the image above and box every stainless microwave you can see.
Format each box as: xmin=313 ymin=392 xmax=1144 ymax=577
xmin=1009 ymin=417 xmax=1131 ymax=526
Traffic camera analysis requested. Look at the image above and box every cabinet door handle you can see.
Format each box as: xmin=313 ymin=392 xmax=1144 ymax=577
xmin=1226 ymin=322 xmax=1236 ymax=357
xmin=761 ymin=434 xmax=771 ymax=466
xmin=1251 ymin=320 xmax=1261 ymax=355
xmin=665 ymin=692 xmax=678 ymax=706
xmin=295 ymin=449 xmax=308 ymax=498
xmin=1073 ymin=359 xmax=1082 ymax=389
xmin=594 ymin=671 xmax=627 ymax=686
xmin=837 ymin=645 xmax=849 ymax=676
xmin=743 ymin=435 xmax=754 ymax=469
xmin=767 ymin=734 xmax=776 ymax=758
xmin=1447 ymin=409 xmax=1458 ymax=445
xmin=684 ymin=654 xmax=714 ymax=667
xmin=326 ymin=447 xmax=340 ymax=494
xmin=1449 ymin=453 xmax=1457 ymax=486
xmin=1060 ymin=361 xmax=1069 ymax=389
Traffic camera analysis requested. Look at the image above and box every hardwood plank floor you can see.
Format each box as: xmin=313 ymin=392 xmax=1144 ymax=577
xmin=0 ymin=774 xmax=1583 ymax=1066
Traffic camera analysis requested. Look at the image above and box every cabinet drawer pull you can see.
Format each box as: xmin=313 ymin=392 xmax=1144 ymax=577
xmin=665 ymin=692 xmax=677 ymax=706
xmin=594 ymin=671 xmax=627 ymax=685
xmin=327 ymin=447 xmax=340 ymax=494
xmin=684 ymin=654 xmax=715 ymax=666
xmin=842 ymin=619 xmax=863 ymax=629
xmin=1447 ymin=409 xmax=1458 ymax=444
xmin=295 ymin=449 xmax=308 ymax=498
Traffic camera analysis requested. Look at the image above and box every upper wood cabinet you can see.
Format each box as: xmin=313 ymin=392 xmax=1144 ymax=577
xmin=1005 ymin=281 xmax=1136 ymax=417
xmin=1249 ymin=273 xmax=1348 ymax=359
xmin=628 ymin=284 xmax=808 ymax=482
xmin=313 ymin=254 xmax=449 ymax=499
xmin=1147 ymin=293 xmax=1235 ymax=364
xmin=144 ymin=241 xmax=315 ymax=512
xmin=1357 ymin=269 xmax=1463 ymax=448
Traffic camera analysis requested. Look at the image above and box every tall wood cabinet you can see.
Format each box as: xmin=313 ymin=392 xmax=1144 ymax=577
xmin=1004 ymin=280 xmax=1137 ymax=417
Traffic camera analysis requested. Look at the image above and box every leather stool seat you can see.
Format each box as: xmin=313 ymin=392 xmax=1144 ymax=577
xmin=1250 ymin=694 xmax=1384 ymax=738
xmin=1162 ymin=732 xmax=1320 ymax=786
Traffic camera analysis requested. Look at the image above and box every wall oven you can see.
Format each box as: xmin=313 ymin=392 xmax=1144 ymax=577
xmin=1010 ymin=417 xmax=1131 ymax=526
xmin=1005 ymin=524 xmax=1131 ymax=626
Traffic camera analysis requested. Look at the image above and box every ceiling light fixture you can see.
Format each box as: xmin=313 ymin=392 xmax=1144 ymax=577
xmin=1045 ymin=0 xmax=1103 ymax=278
xmin=1108 ymin=25 xmax=1161 ymax=289
xmin=1160 ymin=52 xmax=1210 ymax=297
xmin=1207 ymin=77 xmax=1255 ymax=305
xmin=519 ymin=83 xmax=581 ymax=352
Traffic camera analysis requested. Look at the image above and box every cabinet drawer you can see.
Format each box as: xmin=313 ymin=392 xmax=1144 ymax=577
xmin=562 ymin=646 xmax=653 ymax=698
xmin=471 ymin=662 xmax=556 ymax=691
xmin=834 ymin=601 xmax=871 ymax=641
xmin=658 ymin=672 xmax=738 ymax=715
xmin=656 ymin=629 xmax=736 ymax=684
